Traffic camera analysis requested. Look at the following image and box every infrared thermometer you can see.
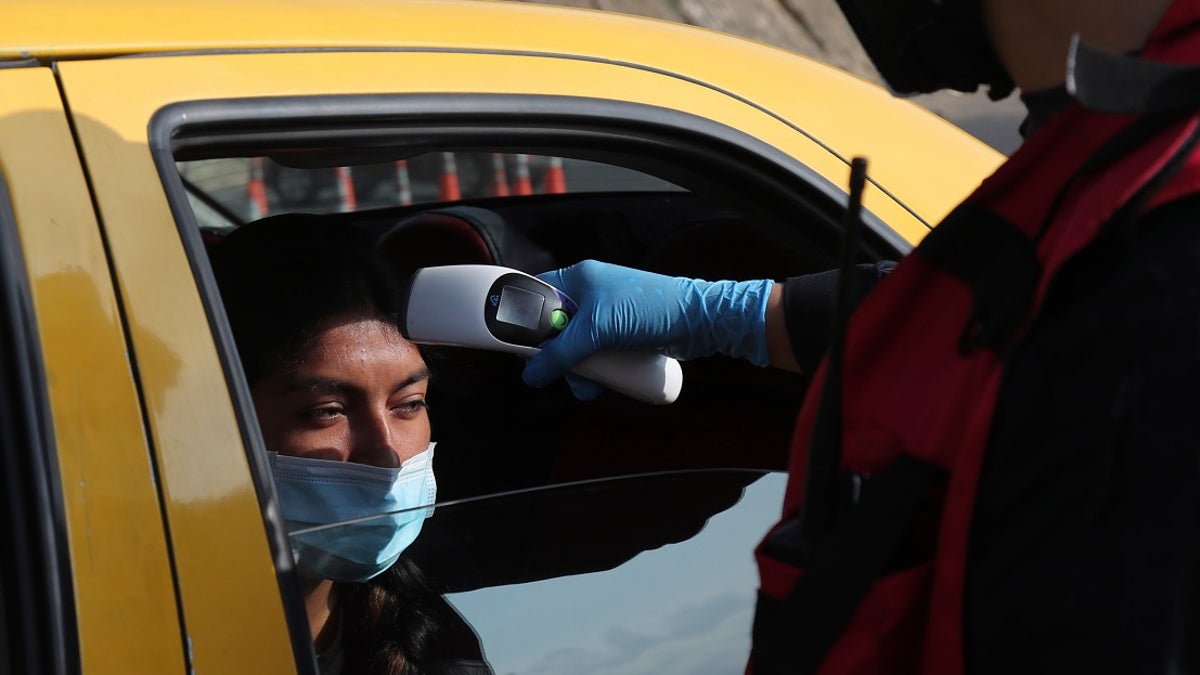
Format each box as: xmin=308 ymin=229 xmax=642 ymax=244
xmin=401 ymin=265 xmax=683 ymax=405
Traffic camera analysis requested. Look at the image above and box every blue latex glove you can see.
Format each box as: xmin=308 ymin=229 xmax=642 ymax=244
xmin=522 ymin=260 xmax=774 ymax=399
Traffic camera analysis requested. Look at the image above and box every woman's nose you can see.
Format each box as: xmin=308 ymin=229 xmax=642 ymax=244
xmin=348 ymin=409 xmax=403 ymax=468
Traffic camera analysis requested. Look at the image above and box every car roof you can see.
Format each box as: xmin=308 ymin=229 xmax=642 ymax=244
xmin=7 ymin=0 xmax=1001 ymax=231
xmin=3 ymin=0 xmax=812 ymax=61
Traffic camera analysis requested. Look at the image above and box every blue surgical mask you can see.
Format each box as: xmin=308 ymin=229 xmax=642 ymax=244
xmin=268 ymin=444 xmax=437 ymax=582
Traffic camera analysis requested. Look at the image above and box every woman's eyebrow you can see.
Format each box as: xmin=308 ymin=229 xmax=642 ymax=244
xmin=281 ymin=367 xmax=431 ymax=396
xmin=284 ymin=377 xmax=354 ymax=395
xmin=391 ymin=367 xmax=431 ymax=395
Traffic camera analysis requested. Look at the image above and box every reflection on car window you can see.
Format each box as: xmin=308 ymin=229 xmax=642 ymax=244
xmin=393 ymin=470 xmax=785 ymax=675
xmin=179 ymin=153 xmax=683 ymax=221
xmin=269 ymin=469 xmax=782 ymax=674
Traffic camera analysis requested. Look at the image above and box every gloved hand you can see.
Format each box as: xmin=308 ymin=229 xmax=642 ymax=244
xmin=522 ymin=260 xmax=774 ymax=399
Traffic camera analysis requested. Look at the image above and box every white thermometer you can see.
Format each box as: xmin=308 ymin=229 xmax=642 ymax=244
xmin=401 ymin=265 xmax=682 ymax=405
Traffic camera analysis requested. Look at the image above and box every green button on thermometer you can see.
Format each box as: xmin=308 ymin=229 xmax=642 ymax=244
xmin=549 ymin=308 xmax=570 ymax=331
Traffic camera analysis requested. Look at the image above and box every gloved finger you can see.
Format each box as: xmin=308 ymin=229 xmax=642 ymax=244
xmin=563 ymin=372 xmax=604 ymax=401
xmin=522 ymin=329 xmax=591 ymax=388
xmin=524 ymin=272 xmax=607 ymax=385
xmin=535 ymin=267 xmax=570 ymax=293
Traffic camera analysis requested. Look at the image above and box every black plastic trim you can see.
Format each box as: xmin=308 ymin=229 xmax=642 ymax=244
xmin=0 ymin=173 xmax=80 ymax=673
xmin=0 ymin=58 xmax=40 ymax=70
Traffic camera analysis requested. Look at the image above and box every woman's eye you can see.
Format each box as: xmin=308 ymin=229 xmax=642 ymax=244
xmin=393 ymin=399 xmax=428 ymax=416
xmin=302 ymin=406 xmax=343 ymax=422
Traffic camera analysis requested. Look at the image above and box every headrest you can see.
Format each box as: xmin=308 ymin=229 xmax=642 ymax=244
xmin=200 ymin=228 xmax=226 ymax=254
xmin=376 ymin=205 xmax=556 ymax=284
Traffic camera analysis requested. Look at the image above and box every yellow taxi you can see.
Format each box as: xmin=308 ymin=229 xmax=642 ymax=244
xmin=0 ymin=1 xmax=1003 ymax=672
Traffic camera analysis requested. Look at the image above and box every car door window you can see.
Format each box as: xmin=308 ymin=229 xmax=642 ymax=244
xmin=155 ymin=94 xmax=863 ymax=672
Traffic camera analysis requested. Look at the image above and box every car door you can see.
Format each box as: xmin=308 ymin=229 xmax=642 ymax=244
xmin=53 ymin=22 xmax=998 ymax=672
xmin=0 ymin=66 xmax=183 ymax=673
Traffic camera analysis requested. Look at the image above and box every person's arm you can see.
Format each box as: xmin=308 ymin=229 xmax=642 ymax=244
xmin=777 ymin=261 xmax=897 ymax=374
xmin=764 ymin=282 xmax=801 ymax=372
xmin=522 ymin=259 xmax=894 ymax=398
xmin=521 ymin=259 xmax=774 ymax=399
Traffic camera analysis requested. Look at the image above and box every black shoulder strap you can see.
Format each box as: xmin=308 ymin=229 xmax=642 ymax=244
xmin=916 ymin=206 xmax=1039 ymax=354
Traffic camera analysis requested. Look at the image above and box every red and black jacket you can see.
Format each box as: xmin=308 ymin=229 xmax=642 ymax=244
xmin=752 ymin=2 xmax=1200 ymax=673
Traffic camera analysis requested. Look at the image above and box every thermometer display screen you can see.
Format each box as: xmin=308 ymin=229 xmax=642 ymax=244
xmin=495 ymin=285 xmax=545 ymax=330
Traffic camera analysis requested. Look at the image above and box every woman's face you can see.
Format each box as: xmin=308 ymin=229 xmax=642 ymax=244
xmin=251 ymin=316 xmax=431 ymax=467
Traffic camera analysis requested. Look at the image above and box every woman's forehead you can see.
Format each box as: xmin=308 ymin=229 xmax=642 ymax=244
xmin=305 ymin=318 xmax=421 ymax=361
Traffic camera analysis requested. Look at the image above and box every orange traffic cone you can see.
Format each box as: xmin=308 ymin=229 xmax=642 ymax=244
xmin=336 ymin=166 xmax=357 ymax=212
xmin=396 ymin=160 xmax=412 ymax=206
xmin=511 ymin=153 xmax=533 ymax=196
xmin=439 ymin=152 xmax=461 ymax=201
xmin=543 ymin=156 xmax=567 ymax=194
xmin=491 ymin=153 xmax=511 ymax=197
xmin=247 ymin=157 xmax=269 ymax=220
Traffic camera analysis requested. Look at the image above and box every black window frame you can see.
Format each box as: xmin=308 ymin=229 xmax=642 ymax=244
xmin=0 ymin=171 xmax=80 ymax=675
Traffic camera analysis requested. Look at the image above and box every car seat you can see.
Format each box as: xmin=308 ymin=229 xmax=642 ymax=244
xmin=376 ymin=205 xmax=557 ymax=283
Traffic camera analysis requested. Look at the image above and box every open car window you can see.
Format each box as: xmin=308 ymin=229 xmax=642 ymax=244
xmin=157 ymin=95 xmax=885 ymax=504
xmin=154 ymin=93 xmax=897 ymax=674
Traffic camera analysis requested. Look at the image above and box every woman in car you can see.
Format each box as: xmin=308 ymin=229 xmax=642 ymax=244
xmin=209 ymin=213 xmax=489 ymax=675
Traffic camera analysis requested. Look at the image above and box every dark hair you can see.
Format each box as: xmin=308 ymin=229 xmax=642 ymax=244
xmin=340 ymin=559 xmax=487 ymax=675
xmin=209 ymin=214 xmax=484 ymax=674
xmin=209 ymin=212 xmax=403 ymax=386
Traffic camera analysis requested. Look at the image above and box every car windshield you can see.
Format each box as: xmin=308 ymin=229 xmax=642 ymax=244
xmin=290 ymin=469 xmax=785 ymax=674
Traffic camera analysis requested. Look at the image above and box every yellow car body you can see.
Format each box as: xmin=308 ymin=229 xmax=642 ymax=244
xmin=0 ymin=1 xmax=1002 ymax=672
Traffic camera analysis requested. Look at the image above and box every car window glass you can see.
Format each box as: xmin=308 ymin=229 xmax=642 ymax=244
xmin=442 ymin=472 xmax=785 ymax=674
xmin=295 ymin=469 xmax=784 ymax=674
xmin=179 ymin=153 xmax=683 ymax=222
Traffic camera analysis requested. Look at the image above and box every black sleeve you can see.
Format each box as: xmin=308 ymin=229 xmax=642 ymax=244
xmin=782 ymin=260 xmax=896 ymax=373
